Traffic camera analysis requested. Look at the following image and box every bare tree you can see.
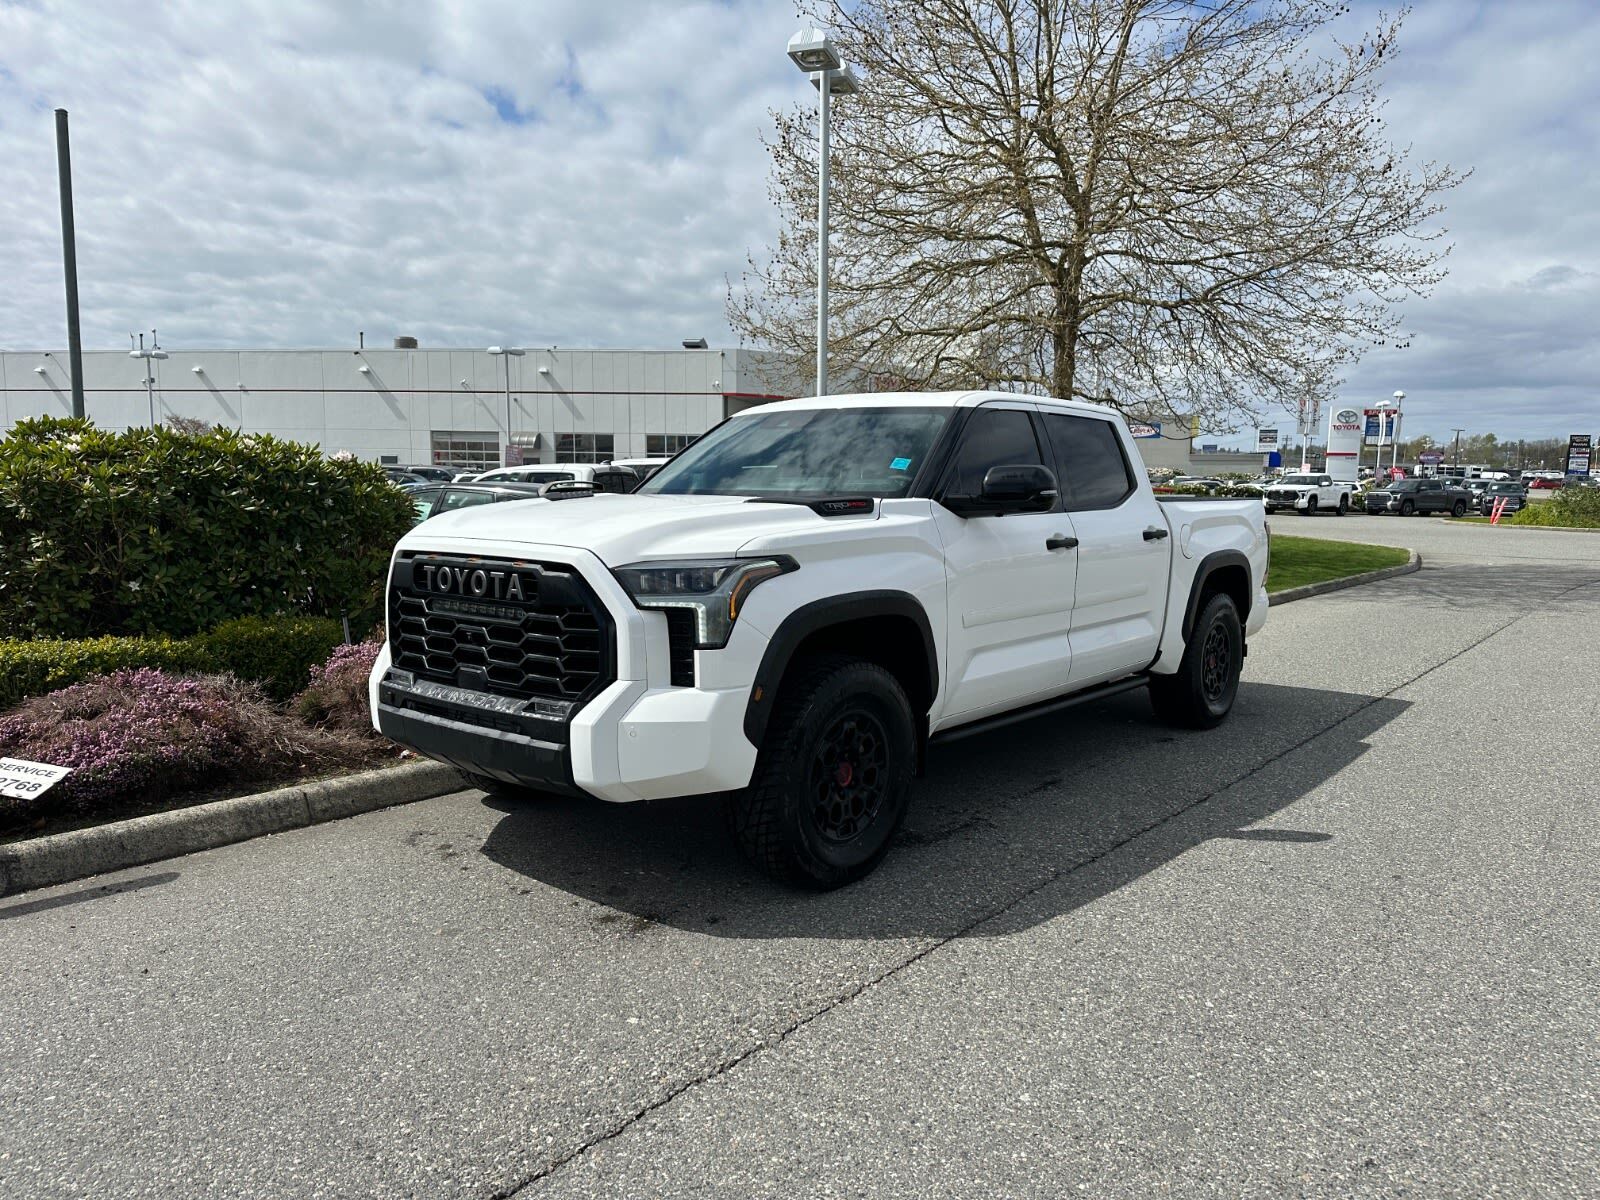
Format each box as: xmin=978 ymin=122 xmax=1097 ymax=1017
xmin=729 ymin=0 xmax=1463 ymax=428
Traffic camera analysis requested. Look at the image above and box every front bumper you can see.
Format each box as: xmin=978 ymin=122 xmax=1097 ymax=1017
xmin=368 ymin=541 xmax=763 ymax=803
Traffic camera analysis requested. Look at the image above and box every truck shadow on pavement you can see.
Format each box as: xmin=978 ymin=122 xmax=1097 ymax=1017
xmin=476 ymin=682 xmax=1409 ymax=941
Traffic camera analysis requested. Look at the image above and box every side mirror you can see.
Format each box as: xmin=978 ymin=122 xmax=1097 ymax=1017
xmin=941 ymin=463 xmax=1058 ymax=517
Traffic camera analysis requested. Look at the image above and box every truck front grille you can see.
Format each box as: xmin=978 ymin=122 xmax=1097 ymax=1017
xmin=388 ymin=553 xmax=614 ymax=706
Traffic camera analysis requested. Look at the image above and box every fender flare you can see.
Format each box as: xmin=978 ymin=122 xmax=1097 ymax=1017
xmin=742 ymin=591 xmax=938 ymax=748
xmin=1181 ymin=549 xmax=1253 ymax=642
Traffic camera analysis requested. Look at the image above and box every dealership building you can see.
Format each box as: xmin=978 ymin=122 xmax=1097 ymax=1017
xmin=0 ymin=341 xmax=797 ymax=472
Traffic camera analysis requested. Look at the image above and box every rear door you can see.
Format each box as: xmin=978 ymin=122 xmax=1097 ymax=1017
xmin=1039 ymin=410 xmax=1169 ymax=687
xmin=1418 ymin=479 xmax=1444 ymax=511
xmin=931 ymin=404 xmax=1078 ymax=722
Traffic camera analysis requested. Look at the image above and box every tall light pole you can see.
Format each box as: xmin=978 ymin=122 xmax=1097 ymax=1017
xmin=788 ymin=28 xmax=860 ymax=398
xmin=55 ymin=109 xmax=86 ymax=419
xmin=129 ymin=330 xmax=168 ymax=427
xmin=1451 ymin=427 xmax=1465 ymax=472
xmin=1390 ymin=390 xmax=1405 ymax=476
xmin=487 ymin=346 xmax=525 ymax=464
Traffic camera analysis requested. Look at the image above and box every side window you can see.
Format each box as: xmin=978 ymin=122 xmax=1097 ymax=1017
xmin=411 ymin=488 xmax=441 ymax=521
xmin=946 ymin=408 xmax=1044 ymax=496
xmin=1320 ymin=477 xmax=1332 ymax=487
xmin=439 ymin=489 xmax=497 ymax=512
xmin=594 ymin=470 xmax=637 ymax=494
xmin=1041 ymin=413 xmax=1136 ymax=509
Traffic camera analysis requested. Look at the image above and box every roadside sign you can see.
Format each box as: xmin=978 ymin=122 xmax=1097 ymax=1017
xmin=1566 ymin=434 xmax=1591 ymax=477
xmin=1126 ymin=421 xmax=1162 ymax=439
xmin=1418 ymin=451 xmax=1444 ymax=463
xmin=1256 ymin=428 xmax=1279 ymax=451
xmin=1364 ymin=409 xmax=1399 ymax=445
xmin=504 ymin=444 xmax=524 ymax=467
xmin=0 ymin=757 xmax=72 ymax=801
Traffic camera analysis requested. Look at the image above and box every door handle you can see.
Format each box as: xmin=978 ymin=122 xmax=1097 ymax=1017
xmin=1142 ymin=526 xmax=1169 ymax=541
xmin=1046 ymin=534 xmax=1078 ymax=551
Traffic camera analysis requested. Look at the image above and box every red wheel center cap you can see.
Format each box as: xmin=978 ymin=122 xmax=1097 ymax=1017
xmin=835 ymin=761 xmax=854 ymax=787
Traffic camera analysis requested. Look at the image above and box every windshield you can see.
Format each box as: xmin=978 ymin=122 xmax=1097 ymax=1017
xmin=639 ymin=406 xmax=951 ymax=498
xmin=1488 ymin=482 xmax=1519 ymax=492
xmin=1391 ymin=480 xmax=1421 ymax=492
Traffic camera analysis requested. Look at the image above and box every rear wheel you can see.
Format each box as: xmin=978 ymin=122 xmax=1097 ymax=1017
xmin=1150 ymin=593 xmax=1243 ymax=730
xmin=1452 ymin=500 xmax=1467 ymax=517
xmin=729 ymin=657 xmax=916 ymax=889
xmin=1337 ymin=494 xmax=1349 ymax=515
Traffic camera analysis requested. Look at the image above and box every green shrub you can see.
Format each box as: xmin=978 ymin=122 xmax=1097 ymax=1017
xmin=0 ymin=616 xmax=345 ymax=711
xmin=1508 ymin=486 xmax=1600 ymax=528
xmin=0 ymin=416 xmax=414 ymax=639
xmin=193 ymin=616 xmax=346 ymax=701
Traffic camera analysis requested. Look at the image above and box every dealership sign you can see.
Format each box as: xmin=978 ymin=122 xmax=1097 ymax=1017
xmin=1256 ymin=428 xmax=1279 ymax=451
xmin=1567 ymin=433 xmax=1591 ymax=477
xmin=1363 ymin=408 xmax=1399 ymax=445
xmin=1325 ymin=407 xmax=1364 ymax=478
xmin=1126 ymin=421 xmax=1162 ymax=439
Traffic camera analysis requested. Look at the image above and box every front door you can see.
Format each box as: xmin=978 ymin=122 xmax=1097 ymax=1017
xmin=931 ymin=404 xmax=1078 ymax=725
xmin=1038 ymin=410 xmax=1169 ymax=687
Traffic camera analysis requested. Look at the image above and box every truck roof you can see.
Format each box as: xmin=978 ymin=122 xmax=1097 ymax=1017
xmin=753 ymin=390 xmax=1125 ymax=419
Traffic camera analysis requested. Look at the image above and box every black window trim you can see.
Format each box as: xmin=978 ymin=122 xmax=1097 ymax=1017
xmin=1038 ymin=405 xmax=1138 ymax=513
xmin=931 ymin=401 xmax=1057 ymax=514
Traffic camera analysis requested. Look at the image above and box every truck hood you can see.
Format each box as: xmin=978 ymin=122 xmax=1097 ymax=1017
xmin=399 ymin=493 xmax=864 ymax=564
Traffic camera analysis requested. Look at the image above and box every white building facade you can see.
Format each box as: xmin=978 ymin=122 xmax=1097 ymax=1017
xmin=0 ymin=344 xmax=795 ymax=470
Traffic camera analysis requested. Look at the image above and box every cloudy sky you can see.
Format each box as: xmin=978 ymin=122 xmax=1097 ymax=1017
xmin=1 ymin=0 xmax=1595 ymax=441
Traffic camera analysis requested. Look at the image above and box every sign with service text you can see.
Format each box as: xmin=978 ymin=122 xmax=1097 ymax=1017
xmin=0 ymin=757 xmax=72 ymax=801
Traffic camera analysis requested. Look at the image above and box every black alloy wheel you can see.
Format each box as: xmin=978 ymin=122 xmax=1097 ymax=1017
xmin=1452 ymin=500 xmax=1468 ymax=517
xmin=730 ymin=657 xmax=916 ymax=889
xmin=1305 ymin=495 xmax=1318 ymax=515
xmin=1150 ymin=592 xmax=1243 ymax=729
xmin=1399 ymin=499 xmax=1415 ymax=516
xmin=1337 ymin=494 xmax=1349 ymax=515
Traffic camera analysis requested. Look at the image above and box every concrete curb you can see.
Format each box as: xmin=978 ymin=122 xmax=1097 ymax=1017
xmin=1269 ymin=549 xmax=1421 ymax=607
xmin=0 ymin=760 xmax=460 ymax=897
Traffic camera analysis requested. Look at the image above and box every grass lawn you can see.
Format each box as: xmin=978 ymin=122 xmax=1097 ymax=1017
xmin=1268 ymin=534 xmax=1410 ymax=593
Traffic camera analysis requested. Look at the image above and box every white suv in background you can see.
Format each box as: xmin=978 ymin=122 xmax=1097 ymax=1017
xmin=472 ymin=463 xmax=640 ymax=493
xmin=1263 ymin=472 xmax=1353 ymax=516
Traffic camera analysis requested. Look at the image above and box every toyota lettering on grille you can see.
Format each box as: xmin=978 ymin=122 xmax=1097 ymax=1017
xmin=418 ymin=562 xmax=532 ymax=602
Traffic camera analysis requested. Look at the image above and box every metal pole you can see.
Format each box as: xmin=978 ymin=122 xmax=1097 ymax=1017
xmin=504 ymin=355 xmax=513 ymax=462
xmin=54 ymin=109 xmax=86 ymax=419
xmin=815 ymin=71 xmax=830 ymax=398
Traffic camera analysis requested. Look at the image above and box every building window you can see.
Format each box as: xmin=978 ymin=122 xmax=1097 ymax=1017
xmin=430 ymin=431 xmax=501 ymax=472
xmin=556 ymin=433 xmax=614 ymax=463
xmin=646 ymin=434 xmax=691 ymax=456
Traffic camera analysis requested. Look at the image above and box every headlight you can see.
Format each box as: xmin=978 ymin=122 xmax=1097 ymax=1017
xmin=612 ymin=556 xmax=798 ymax=649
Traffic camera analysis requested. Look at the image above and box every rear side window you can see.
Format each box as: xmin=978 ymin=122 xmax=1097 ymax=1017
xmin=439 ymin=489 xmax=498 ymax=512
xmin=594 ymin=470 xmax=637 ymax=494
xmin=411 ymin=488 xmax=441 ymax=521
xmin=1041 ymin=413 xmax=1135 ymax=509
xmin=946 ymin=407 xmax=1044 ymax=496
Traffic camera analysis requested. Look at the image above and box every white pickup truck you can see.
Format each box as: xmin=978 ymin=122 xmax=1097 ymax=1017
xmin=1262 ymin=472 xmax=1354 ymax=516
xmin=370 ymin=392 xmax=1269 ymax=887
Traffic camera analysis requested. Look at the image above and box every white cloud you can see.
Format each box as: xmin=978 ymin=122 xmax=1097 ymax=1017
xmin=1 ymin=0 xmax=1596 ymax=440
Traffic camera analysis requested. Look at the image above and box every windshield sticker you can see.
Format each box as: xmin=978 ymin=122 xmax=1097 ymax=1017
xmin=890 ymin=457 xmax=913 ymax=471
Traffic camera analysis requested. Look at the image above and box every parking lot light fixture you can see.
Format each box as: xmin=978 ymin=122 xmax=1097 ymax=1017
xmin=788 ymin=27 xmax=862 ymax=398
xmin=488 ymin=346 xmax=527 ymax=463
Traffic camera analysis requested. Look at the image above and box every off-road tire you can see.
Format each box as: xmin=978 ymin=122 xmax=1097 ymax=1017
xmin=1304 ymin=495 xmax=1318 ymax=515
xmin=1337 ymin=494 xmax=1349 ymax=515
xmin=1452 ymin=500 xmax=1468 ymax=517
xmin=1149 ymin=592 xmax=1244 ymax=730
xmin=728 ymin=656 xmax=916 ymax=889
xmin=1399 ymin=499 xmax=1415 ymax=516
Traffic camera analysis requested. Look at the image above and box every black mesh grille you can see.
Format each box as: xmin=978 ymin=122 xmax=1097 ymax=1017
xmin=389 ymin=554 xmax=613 ymax=705
xmin=662 ymin=608 xmax=696 ymax=687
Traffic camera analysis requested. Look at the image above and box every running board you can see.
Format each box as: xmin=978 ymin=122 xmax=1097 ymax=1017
xmin=930 ymin=674 xmax=1151 ymax=744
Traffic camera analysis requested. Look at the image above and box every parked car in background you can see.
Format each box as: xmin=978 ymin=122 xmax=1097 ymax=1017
xmin=395 ymin=465 xmax=456 ymax=482
xmin=406 ymin=480 xmax=596 ymax=525
xmin=607 ymin=457 xmax=672 ymax=485
xmin=1460 ymin=478 xmax=1492 ymax=504
xmin=1365 ymin=477 xmax=1473 ymax=516
xmin=383 ymin=468 xmax=430 ymax=486
xmin=1479 ymin=481 xmax=1528 ymax=515
xmin=1170 ymin=476 xmax=1225 ymax=493
xmin=471 ymin=463 xmax=640 ymax=493
xmin=1263 ymin=472 xmax=1354 ymax=516
xmin=1528 ymin=476 xmax=1564 ymax=490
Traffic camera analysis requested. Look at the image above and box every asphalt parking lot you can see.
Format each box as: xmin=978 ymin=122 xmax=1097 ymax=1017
xmin=2 ymin=517 xmax=1597 ymax=1198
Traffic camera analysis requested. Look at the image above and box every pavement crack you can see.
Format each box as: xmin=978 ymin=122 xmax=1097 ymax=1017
xmin=493 ymin=572 xmax=1600 ymax=1198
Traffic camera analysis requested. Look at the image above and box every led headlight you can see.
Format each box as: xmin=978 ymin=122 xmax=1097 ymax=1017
xmin=612 ymin=556 xmax=798 ymax=649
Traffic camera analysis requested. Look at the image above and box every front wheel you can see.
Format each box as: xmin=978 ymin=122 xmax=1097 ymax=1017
xmin=1399 ymin=499 xmax=1415 ymax=516
xmin=1304 ymin=496 xmax=1318 ymax=516
xmin=729 ymin=657 xmax=916 ymax=889
xmin=1337 ymin=494 xmax=1349 ymax=515
xmin=1150 ymin=592 xmax=1243 ymax=730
